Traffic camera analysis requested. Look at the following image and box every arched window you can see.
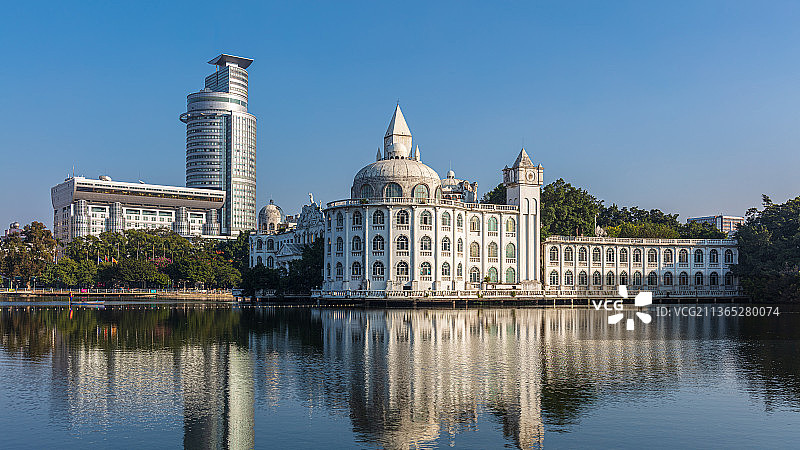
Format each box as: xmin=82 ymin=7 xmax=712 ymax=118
xmin=487 ymin=267 xmax=498 ymax=283
xmin=550 ymin=246 xmax=559 ymax=262
xmin=396 ymin=210 xmax=409 ymax=225
xmin=506 ymin=243 xmax=516 ymax=259
xmin=606 ymin=248 xmax=615 ymax=262
xmin=373 ymin=235 xmax=384 ymax=251
xmin=372 ymin=261 xmax=384 ymax=278
xmin=579 ymin=271 xmax=588 ymax=286
xmin=664 ymin=249 xmax=673 ymax=264
xmin=579 ymin=247 xmax=588 ymax=262
xmin=724 ymin=272 xmax=733 ymax=286
xmin=413 ymin=184 xmax=429 ymax=199
xmin=648 ymin=271 xmax=658 ymax=286
xmin=336 ymin=212 xmax=343 ymax=227
xmin=456 ymin=214 xmax=464 ymax=228
xmin=326 ymin=238 xmax=331 ymax=253
xmin=396 ymin=261 xmax=409 ymax=277
xmin=442 ymin=237 xmax=451 ymax=252
xmin=695 ymin=271 xmax=704 ymax=286
xmin=435 ymin=186 xmax=442 ymax=199
xmin=564 ymin=246 xmax=573 ymax=262
xmin=488 ymin=242 xmax=498 ymax=258
xmin=267 ymin=239 xmax=274 ymax=251
xmin=420 ymin=211 xmax=432 ymax=225
xmin=266 ymin=256 xmax=273 ymax=268
xmin=619 ymin=271 xmax=629 ymax=286
xmin=470 ymin=242 xmax=480 ymax=258
xmin=487 ymin=217 xmax=498 ymax=231
xmin=633 ymin=249 xmax=642 ymax=263
xmin=442 ymin=262 xmax=451 ymax=276
xmin=420 ymin=236 xmax=432 ymax=251
xmin=457 ymin=263 xmax=463 ymax=278
xmin=506 ymin=267 xmax=516 ymax=283
xmin=352 ymin=211 xmax=362 ymax=225
xmin=326 ymin=263 xmax=331 ymax=278
xmin=360 ymin=184 xmax=374 ymax=199
xmin=710 ymin=249 xmax=719 ymax=264
xmin=564 ymin=270 xmax=574 ymax=286
xmin=256 ymin=239 xmax=263 ymax=250
xmin=710 ymin=272 xmax=719 ymax=286
xmin=694 ymin=249 xmax=704 ymax=264
xmin=335 ymin=262 xmax=343 ymax=280
xmin=385 ymin=183 xmax=402 ymax=198
xmin=352 ymin=236 xmax=362 ymax=252
xmin=679 ymin=249 xmax=688 ymax=263
xmin=606 ymin=271 xmax=615 ymax=286
xmin=470 ymin=267 xmax=481 ymax=283
xmin=441 ymin=212 xmax=451 ymax=227
xmin=506 ymin=218 xmax=516 ymax=232
xmin=592 ymin=248 xmax=601 ymax=263
xmin=648 ymin=249 xmax=657 ymax=263
xmin=620 ymin=248 xmax=628 ymax=263
xmin=336 ymin=237 xmax=343 ymax=252
xmin=593 ymin=271 xmax=602 ymax=286
xmin=269 ymin=223 xmax=275 ymax=231
xmin=396 ymin=235 xmax=409 ymax=250
xmin=457 ymin=238 xmax=464 ymax=253
xmin=470 ymin=216 xmax=481 ymax=232
xmin=420 ymin=262 xmax=432 ymax=276
xmin=352 ymin=262 xmax=362 ymax=277
xmin=633 ymin=271 xmax=642 ymax=285
xmin=724 ymin=249 xmax=734 ymax=264
xmin=256 ymin=256 xmax=263 ymax=265
xmin=664 ymin=272 xmax=673 ymax=285
xmin=373 ymin=210 xmax=385 ymax=225
xmin=550 ymin=270 xmax=559 ymax=285
xmin=679 ymin=272 xmax=689 ymax=286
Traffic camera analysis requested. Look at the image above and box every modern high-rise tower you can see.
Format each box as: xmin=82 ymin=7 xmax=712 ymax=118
xmin=181 ymin=54 xmax=257 ymax=235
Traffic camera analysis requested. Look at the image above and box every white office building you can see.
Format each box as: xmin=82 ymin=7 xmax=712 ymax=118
xmin=181 ymin=54 xmax=257 ymax=236
xmin=51 ymin=176 xmax=224 ymax=243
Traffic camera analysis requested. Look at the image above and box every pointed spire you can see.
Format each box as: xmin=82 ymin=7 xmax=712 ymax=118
xmin=376 ymin=147 xmax=382 ymax=161
xmin=512 ymin=147 xmax=534 ymax=168
xmin=385 ymin=104 xmax=411 ymax=139
xmin=414 ymin=145 xmax=421 ymax=161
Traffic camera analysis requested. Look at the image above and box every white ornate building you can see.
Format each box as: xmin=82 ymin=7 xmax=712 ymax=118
xmin=249 ymin=197 xmax=325 ymax=270
xmin=319 ymin=105 xmax=740 ymax=298
xmin=322 ymin=105 xmax=543 ymax=292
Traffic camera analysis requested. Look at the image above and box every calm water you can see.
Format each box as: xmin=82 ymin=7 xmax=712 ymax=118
xmin=1 ymin=301 xmax=799 ymax=449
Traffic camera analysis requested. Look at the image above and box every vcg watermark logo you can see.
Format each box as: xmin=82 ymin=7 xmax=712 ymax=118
xmin=591 ymin=286 xmax=653 ymax=330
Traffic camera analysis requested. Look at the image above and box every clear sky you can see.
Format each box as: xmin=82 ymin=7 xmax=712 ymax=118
xmin=2 ymin=1 xmax=799 ymax=230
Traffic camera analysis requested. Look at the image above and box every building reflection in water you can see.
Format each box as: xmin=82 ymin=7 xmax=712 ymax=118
xmin=1 ymin=305 xmax=799 ymax=449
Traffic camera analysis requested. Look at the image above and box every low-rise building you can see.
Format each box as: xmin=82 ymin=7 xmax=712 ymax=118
xmin=51 ymin=175 xmax=225 ymax=243
xmin=687 ymin=215 xmax=745 ymax=236
xmin=249 ymin=197 xmax=325 ymax=269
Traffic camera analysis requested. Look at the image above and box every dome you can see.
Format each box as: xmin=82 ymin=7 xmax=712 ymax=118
xmin=446 ymin=169 xmax=455 ymax=179
xmin=258 ymin=200 xmax=284 ymax=232
xmin=352 ymin=158 xmax=442 ymax=199
xmin=386 ymin=142 xmax=411 ymax=159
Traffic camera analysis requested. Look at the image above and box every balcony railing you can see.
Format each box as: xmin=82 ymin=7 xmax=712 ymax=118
xmin=326 ymin=197 xmax=520 ymax=212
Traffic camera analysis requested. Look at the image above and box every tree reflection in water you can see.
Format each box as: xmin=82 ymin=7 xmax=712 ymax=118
xmin=1 ymin=303 xmax=799 ymax=449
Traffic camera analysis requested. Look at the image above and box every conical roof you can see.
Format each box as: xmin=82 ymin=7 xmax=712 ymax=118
xmin=385 ymin=104 xmax=412 ymax=138
xmin=512 ymin=148 xmax=534 ymax=168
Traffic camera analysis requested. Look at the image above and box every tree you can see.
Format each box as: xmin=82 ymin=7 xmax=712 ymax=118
xmin=480 ymin=183 xmax=506 ymax=205
xmin=732 ymin=196 xmax=800 ymax=302
xmin=540 ymin=178 xmax=602 ymax=238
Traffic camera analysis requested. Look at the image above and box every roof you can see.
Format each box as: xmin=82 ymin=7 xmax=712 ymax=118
xmin=385 ymin=104 xmax=412 ymax=138
xmin=208 ymin=54 xmax=253 ymax=69
xmin=512 ymin=148 xmax=534 ymax=168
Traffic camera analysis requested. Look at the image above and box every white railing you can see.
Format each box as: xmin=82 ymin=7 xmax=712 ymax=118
xmin=326 ymin=197 xmax=520 ymax=212
xmin=546 ymin=236 xmax=737 ymax=246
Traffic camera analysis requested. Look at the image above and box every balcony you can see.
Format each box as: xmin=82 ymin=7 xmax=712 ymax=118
xmin=442 ymin=226 xmax=451 ymax=232
xmin=372 ymin=251 xmax=384 ymax=256
xmin=506 ymin=232 xmax=516 ymax=238
xmin=506 ymin=258 xmax=516 ymax=264
xmin=488 ymin=257 xmax=499 ymax=263
xmin=396 ymin=276 xmax=409 ymax=282
xmin=351 ymin=225 xmax=362 ymax=231
xmin=396 ymin=225 xmax=409 ymax=231
xmin=421 ymin=251 xmax=432 ymax=256
xmin=470 ymin=257 xmax=480 ymax=263
xmin=335 ymin=252 xmax=343 ymax=257
xmin=352 ymin=251 xmax=362 ymax=257
xmin=397 ymin=251 xmax=409 ymax=256
xmin=488 ymin=231 xmax=498 ymax=237
xmin=421 ymin=225 xmax=432 ymax=231
xmin=420 ymin=276 xmax=432 ymax=281
xmin=442 ymin=251 xmax=451 ymax=257
xmin=372 ymin=225 xmax=385 ymax=230
xmin=335 ymin=226 xmax=343 ymax=232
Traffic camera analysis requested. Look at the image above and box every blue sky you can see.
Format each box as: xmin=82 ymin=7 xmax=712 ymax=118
xmin=2 ymin=1 xmax=799 ymax=230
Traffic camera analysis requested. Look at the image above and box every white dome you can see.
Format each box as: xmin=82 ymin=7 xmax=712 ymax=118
xmin=258 ymin=201 xmax=284 ymax=232
xmin=446 ymin=169 xmax=455 ymax=178
xmin=386 ymin=142 xmax=410 ymax=159
xmin=352 ymin=158 xmax=442 ymax=199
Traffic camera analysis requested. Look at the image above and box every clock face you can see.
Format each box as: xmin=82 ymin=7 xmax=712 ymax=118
xmin=526 ymin=170 xmax=536 ymax=182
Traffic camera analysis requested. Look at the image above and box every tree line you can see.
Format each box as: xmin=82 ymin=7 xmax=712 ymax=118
xmin=0 ymin=224 xmax=248 ymax=289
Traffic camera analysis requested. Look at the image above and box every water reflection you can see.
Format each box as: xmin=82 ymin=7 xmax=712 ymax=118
xmin=1 ymin=304 xmax=799 ymax=448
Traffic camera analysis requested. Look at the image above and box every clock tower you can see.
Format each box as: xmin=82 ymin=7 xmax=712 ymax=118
xmin=503 ymin=148 xmax=544 ymax=287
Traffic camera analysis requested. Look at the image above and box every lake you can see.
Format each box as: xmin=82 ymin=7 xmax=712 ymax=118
xmin=1 ymin=300 xmax=799 ymax=448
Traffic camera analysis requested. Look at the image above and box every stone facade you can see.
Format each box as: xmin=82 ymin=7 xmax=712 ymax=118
xmin=249 ymin=199 xmax=324 ymax=270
